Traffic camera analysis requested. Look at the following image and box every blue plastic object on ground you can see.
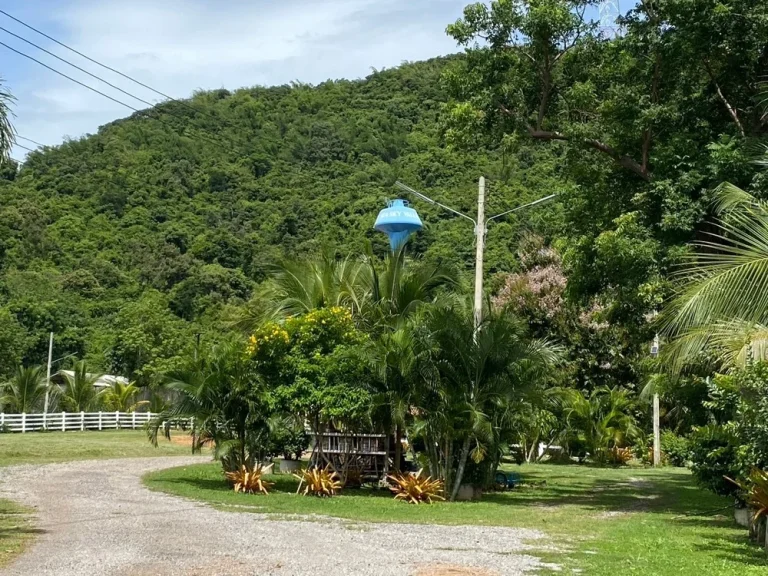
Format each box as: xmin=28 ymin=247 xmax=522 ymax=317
xmin=495 ymin=471 xmax=521 ymax=489
xmin=374 ymin=199 xmax=423 ymax=251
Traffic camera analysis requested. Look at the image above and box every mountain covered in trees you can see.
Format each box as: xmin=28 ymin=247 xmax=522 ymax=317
xmin=0 ymin=56 xmax=563 ymax=381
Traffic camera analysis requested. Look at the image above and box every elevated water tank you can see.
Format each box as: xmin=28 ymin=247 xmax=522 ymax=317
xmin=374 ymin=199 xmax=423 ymax=251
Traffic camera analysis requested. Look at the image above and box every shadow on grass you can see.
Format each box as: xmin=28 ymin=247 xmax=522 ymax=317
xmin=673 ymin=516 xmax=768 ymax=568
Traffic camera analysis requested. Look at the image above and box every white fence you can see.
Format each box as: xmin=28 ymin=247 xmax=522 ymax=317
xmin=0 ymin=411 xmax=159 ymax=433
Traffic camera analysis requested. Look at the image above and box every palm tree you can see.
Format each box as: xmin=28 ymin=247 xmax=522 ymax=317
xmin=361 ymin=245 xmax=459 ymax=332
xmin=557 ymin=386 xmax=640 ymax=463
xmin=364 ymin=321 xmax=432 ymax=474
xmin=0 ymin=366 xmax=46 ymax=413
xmin=149 ymin=342 xmax=270 ymax=471
xmin=102 ymin=381 xmax=149 ymax=412
xmin=234 ymin=252 xmax=369 ymax=332
xmin=662 ymin=146 xmax=768 ymax=371
xmin=0 ymin=78 xmax=15 ymax=161
xmin=421 ymin=301 xmax=562 ymax=500
xmin=58 ymin=361 xmax=106 ymax=412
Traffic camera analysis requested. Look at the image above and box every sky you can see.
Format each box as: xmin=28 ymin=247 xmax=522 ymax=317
xmin=1 ymin=0 xmax=471 ymax=160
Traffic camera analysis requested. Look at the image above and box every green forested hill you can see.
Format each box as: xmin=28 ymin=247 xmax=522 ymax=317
xmin=0 ymin=56 xmax=563 ymax=381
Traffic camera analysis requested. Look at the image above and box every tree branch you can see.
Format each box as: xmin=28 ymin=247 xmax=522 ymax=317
xmin=527 ymin=127 xmax=651 ymax=181
xmin=497 ymin=106 xmax=651 ymax=181
xmin=704 ymin=59 xmax=746 ymax=138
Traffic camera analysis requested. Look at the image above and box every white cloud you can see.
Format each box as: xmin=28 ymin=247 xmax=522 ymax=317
xmin=7 ymin=0 xmax=466 ymax=159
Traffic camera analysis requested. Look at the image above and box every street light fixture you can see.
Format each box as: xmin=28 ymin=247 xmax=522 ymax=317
xmin=394 ymin=179 xmax=557 ymax=329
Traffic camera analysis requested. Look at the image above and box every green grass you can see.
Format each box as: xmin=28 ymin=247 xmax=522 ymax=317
xmin=145 ymin=463 xmax=768 ymax=575
xmin=0 ymin=430 xmax=196 ymax=467
xmin=0 ymin=499 xmax=38 ymax=568
xmin=0 ymin=430 xmax=197 ymax=567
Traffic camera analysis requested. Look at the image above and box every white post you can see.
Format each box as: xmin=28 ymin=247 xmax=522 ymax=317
xmin=61 ymin=411 xmax=66 ymax=432
xmin=653 ymin=393 xmax=661 ymax=466
xmin=80 ymin=411 xmax=85 ymax=431
xmin=473 ymin=176 xmax=486 ymax=330
xmin=651 ymin=332 xmax=661 ymax=467
xmin=1 ymin=413 xmax=4 ymax=428
xmin=115 ymin=411 xmax=120 ymax=430
xmin=21 ymin=412 xmax=26 ymax=433
xmin=42 ymin=332 xmax=53 ymax=428
xmin=132 ymin=411 xmax=136 ymax=430
xmin=98 ymin=411 xmax=102 ymax=431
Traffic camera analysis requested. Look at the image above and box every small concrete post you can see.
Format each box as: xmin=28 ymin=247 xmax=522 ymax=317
xmin=80 ymin=411 xmax=85 ymax=431
xmin=98 ymin=411 xmax=103 ymax=430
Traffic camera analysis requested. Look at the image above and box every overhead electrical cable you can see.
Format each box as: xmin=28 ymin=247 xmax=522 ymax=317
xmin=0 ymin=40 xmax=141 ymax=112
xmin=16 ymin=135 xmax=45 ymax=147
xmin=14 ymin=142 xmax=36 ymax=153
xmin=0 ymin=9 xmax=239 ymax=132
xmin=0 ymin=41 xmax=228 ymax=150
xmin=0 ymin=26 xmax=156 ymax=108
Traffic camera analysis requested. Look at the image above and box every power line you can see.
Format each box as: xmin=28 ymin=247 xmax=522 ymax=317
xmin=0 ymin=41 xmax=227 ymax=150
xmin=0 ymin=9 xmax=235 ymax=131
xmin=0 ymin=40 xmax=141 ymax=112
xmin=14 ymin=142 xmax=37 ymax=153
xmin=0 ymin=26 xmax=156 ymax=108
xmin=16 ymin=135 xmax=44 ymax=147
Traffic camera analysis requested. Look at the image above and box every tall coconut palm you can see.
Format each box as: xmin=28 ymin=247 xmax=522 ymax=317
xmin=58 ymin=361 xmax=106 ymax=412
xmin=0 ymin=365 xmax=46 ymax=413
xmin=0 ymin=78 xmax=15 ymax=161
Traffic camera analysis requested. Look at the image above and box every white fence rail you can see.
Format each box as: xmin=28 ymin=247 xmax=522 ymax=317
xmin=0 ymin=411 xmax=159 ymax=433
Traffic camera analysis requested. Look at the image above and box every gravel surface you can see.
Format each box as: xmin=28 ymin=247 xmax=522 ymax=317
xmin=0 ymin=457 xmax=556 ymax=576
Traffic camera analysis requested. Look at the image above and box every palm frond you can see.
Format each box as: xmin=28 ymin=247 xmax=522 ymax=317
xmin=0 ymin=79 xmax=15 ymax=162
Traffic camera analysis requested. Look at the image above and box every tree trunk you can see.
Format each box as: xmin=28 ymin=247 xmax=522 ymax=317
xmin=394 ymin=424 xmax=403 ymax=473
xmin=450 ymin=436 xmax=472 ymax=502
xmin=443 ymin=436 xmax=452 ymax=494
xmin=381 ymin=433 xmax=390 ymax=482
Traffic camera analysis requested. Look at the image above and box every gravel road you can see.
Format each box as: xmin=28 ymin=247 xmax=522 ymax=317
xmin=0 ymin=457 xmax=555 ymax=576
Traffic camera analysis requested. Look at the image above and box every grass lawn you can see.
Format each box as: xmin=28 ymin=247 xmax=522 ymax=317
xmin=145 ymin=462 xmax=768 ymax=575
xmin=0 ymin=430 xmax=197 ymax=567
xmin=0 ymin=430 xmax=196 ymax=467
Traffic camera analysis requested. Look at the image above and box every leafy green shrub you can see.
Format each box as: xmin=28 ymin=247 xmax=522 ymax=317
xmin=660 ymin=431 xmax=691 ymax=467
xmin=688 ymin=424 xmax=742 ymax=496
xmin=267 ymin=418 xmax=309 ymax=461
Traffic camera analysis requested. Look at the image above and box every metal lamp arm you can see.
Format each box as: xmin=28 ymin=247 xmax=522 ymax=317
xmin=394 ymin=181 xmax=476 ymax=226
xmin=486 ymin=194 xmax=558 ymax=223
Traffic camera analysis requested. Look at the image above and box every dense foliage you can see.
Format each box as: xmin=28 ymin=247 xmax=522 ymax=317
xmin=0 ymin=56 xmax=562 ymax=381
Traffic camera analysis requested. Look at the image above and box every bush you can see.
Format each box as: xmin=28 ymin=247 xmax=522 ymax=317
xmin=268 ymin=418 xmax=309 ymax=461
xmin=606 ymin=446 xmax=633 ymax=466
xmin=689 ymin=424 xmax=742 ymax=496
xmin=660 ymin=431 xmax=691 ymax=467
xmin=388 ymin=469 xmax=445 ymax=504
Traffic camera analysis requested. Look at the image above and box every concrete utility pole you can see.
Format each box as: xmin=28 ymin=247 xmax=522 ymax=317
xmin=473 ymin=177 xmax=486 ymax=328
xmin=43 ymin=331 xmax=53 ymax=428
xmin=394 ymin=179 xmax=556 ymax=330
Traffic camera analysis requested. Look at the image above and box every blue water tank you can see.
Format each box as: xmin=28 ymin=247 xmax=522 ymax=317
xmin=374 ymin=199 xmax=423 ymax=251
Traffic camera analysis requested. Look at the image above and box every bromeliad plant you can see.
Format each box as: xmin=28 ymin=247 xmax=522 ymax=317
xmin=225 ymin=464 xmax=274 ymax=495
xmin=388 ymin=469 xmax=445 ymax=504
xmin=295 ymin=465 xmax=343 ymax=497
xmin=727 ymin=468 xmax=768 ymax=524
